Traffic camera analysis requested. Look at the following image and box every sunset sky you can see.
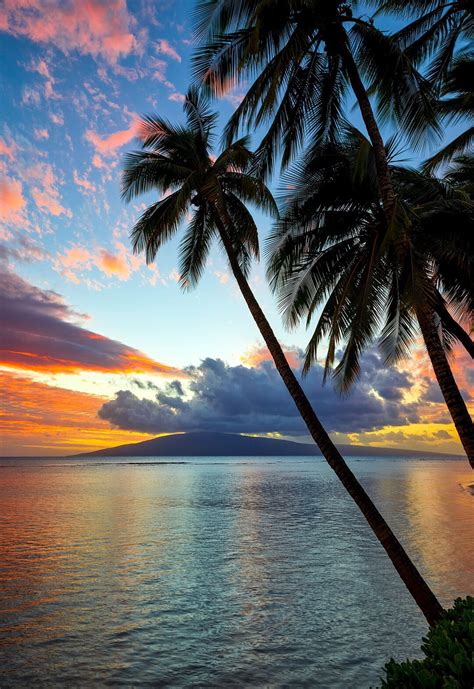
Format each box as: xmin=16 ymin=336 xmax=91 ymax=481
xmin=1 ymin=0 xmax=472 ymax=456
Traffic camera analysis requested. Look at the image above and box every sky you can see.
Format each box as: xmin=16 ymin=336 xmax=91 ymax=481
xmin=0 ymin=0 xmax=472 ymax=456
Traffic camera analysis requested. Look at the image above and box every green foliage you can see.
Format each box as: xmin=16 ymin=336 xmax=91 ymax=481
xmin=373 ymin=597 xmax=474 ymax=689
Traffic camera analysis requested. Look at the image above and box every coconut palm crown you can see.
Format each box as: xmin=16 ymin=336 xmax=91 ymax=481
xmin=268 ymin=129 xmax=474 ymax=462
xmin=193 ymin=0 xmax=440 ymax=185
xmin=122 ymin=86 xmax=278 ymax=282
xmin=380 ymin=1 xmax=473 ymax=170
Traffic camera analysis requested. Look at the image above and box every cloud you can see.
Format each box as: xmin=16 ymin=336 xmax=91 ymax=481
xmin=1 ymin=369 xmax=153 ymax=456
xmin=73 ymin=169 xmax=96 ymax=193
xmin=34 ymin=127 xmax=49 ymax=140
xmin=99 ymin=353 xmax=423 ymax=436
xmin=96 ymin=247 xmax=130 ymax=280
xmin=168 ymin=92 xmax=185 ymax=103
xmin=0 ymin=136 xmax=17 ymax=161
xmin=85 ymin=119 xmax=138 ymax=167
xmin=49 ymin=112 xmax=64 ymax=125
xmin=0 ymin=267 xmax=181 ymax=376
xmin=241 ymin=345 xmax=302 ymax=370
xmin=0 ymin=0 xmax=137 ymax=65
xmin=29 ymin=162 xmax=72 ymax=218
xmin=150 ymin=57 xmax=175 ymax=90
xmin=0 ymin=234 xmax=48 ymax=264
xmin=0 ymin=176 xmax=26 ymax=224
xmin=28 ymin=57 xmax=56 ymax=99
xmin=21 ymin=86 xmax=41 ymax=106
xmin=155 ymin=38 xmax=181 ymax=62
xmin=54 ymin=240 xmax=141 ymax=283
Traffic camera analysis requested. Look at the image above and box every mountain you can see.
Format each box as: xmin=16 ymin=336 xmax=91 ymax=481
xmin=77 ymin=431 xmax=458 ymax=458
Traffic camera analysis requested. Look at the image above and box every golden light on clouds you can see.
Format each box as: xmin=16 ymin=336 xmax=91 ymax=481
xmin=0 ymin=370 xmax=155 ymax=456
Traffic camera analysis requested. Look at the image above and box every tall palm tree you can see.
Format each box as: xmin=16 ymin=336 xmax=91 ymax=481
xmin=381 ymin=0 xmax=472 ymax=86
xmin=381 ymin=2 xmax=473 ymax=169
xmin=423 ymin=53 xmax=474 ymax=172
xmin=123 ymin=89 xmax=443 ymax=625
xmin=268 ymin=129 xmax=473 ymax=461
xmin=193 ymin=0 xmax=474 ymax=464
xmin=193 ymin=0 xmax=438 ymax=219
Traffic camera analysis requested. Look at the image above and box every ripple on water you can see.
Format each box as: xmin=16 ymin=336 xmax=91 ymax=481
xmin=0 ymin=457 xmax=472 ymax=688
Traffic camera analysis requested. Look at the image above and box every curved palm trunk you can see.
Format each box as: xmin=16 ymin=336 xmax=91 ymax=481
xmin=213 ymin=210 xmax=443 ymax=627
xmin=417 ymin=304 xmax=474 ymax=467
xmin=338 ymin=42 xmax=397 ymax=219
xmin=339 ymin=42 xmax=474 ymax=466
xmin=436 ymin=302 xmax=474 ymax=359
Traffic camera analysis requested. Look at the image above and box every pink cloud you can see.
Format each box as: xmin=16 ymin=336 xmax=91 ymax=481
xmin=0 ymin=176 xmax=26 ymax=224
xmin=0 ymin=137 xmax=17 ymax=161
xmin=150 ymin=57 xmax=175 ymax=89
xmin=85 ymin=119 xmax=138 ymax=158
xmin=0 ymin=0 xmax=137 ymax=65
xmin=29 ymin=162 xmax=72 ymax=218
xmin=34 ymin=128 xmax=49 ymax=140
xmin=29 ymin=58 xmax=55 ymax=99
xmin=21 ymin=86 xmax=41 ymax=106
xmin=168 ymin=92 xmax=185 ymax=103
xmin=214 ymin=270 xmax=229 ymax=285
xmin=156 ymin=38 xmax=181 ymax=62
xmin=92 ymin=154 xmax=106 ymax=169
xmin=73 ymin=169 xmax=96 ymax=192
xmin=96 ymin=248 xmax=130 ymax=280
xmin=32 ymin=189 xmax=70 ymax=217
xmin=49 ymin=112 xmax=64 ymax=125
xmin=60 ymin=245 xmax=92 ymax=268
xmin=55 ymin=240 xmax=141 ymax=284
xmin=241 ymin=345 xmax=302 ymax=370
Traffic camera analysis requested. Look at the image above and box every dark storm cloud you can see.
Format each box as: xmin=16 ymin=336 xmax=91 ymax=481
xmin=99 ymin=353 xmax=422 ymax=435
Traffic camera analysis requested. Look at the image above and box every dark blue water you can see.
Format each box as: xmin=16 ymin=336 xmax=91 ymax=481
xmin=0 ymin=457 xmax=472 ymax=688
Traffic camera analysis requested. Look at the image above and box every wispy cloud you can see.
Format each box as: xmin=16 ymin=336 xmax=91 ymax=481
xmin=85 ymin=118 xmax=138 ymax=168
xmin=0 ymin=0 xmax=137 ymax=64
xmin=54 ymin=239 xmax=141 ymax=284
xmin=29 ymin=162 xmax=72 ymax=218
xmin=155 ymin=38 xmax=181 ymax=62
xmin=0 ymin=176 xmax=26 ymax=225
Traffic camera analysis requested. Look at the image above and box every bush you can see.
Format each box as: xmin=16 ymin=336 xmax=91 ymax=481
xmin=373 ymin=597 xmax=473 ymax=688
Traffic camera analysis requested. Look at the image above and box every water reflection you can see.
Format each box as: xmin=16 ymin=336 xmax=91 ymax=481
xmin=0 ymin=458 xmax=472 ymax=688
xmin=403 ymin=463 xmax=473 ymax=603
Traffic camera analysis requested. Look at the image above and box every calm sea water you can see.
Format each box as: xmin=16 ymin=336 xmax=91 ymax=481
xmin=0 ymin=456 xmax=472 ymax=688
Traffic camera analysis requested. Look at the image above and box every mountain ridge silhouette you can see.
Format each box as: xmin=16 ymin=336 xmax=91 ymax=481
xmin=77 ymin=431 xmax=458 ymax=458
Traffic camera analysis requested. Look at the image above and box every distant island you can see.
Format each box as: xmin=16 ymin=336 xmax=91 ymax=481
xmin=77 ymin=431 xmax=459 ymax=458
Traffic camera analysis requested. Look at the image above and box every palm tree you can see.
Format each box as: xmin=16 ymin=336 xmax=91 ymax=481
xmin=381 ymin=2 xmax=473 ymax=169
xmin=193 ymin=0 xmax=438 ymax=219
xmin=122 ymin=88 xmax=443 ymax=625
xmin=423 ymin=53 xmax=474 ymax=172
xmin=382 ymin=0 xmax=472 ymax=86
xmin=268 ymin=129 xmax=473 ymax=461
xmin=193 ymin=0 xmax=474 ymax=464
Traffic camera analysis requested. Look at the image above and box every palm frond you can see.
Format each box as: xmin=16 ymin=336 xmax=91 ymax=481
xmin=130 ymin=186 xmax=192 ymax=264
xmin=422 ymin=127 xmax=474 ymax=172
xmin=122 ymin=151 xmax=193 ymax=202
xmin=221 ymin=171 xmax=280 ymax=217
xmin=179 ymin=203 xmax=216 ymax=289
xmin=184 ymin=86 xmax=218 ymax=142
xmin=351 ymin=23 xmax=441 ymax=148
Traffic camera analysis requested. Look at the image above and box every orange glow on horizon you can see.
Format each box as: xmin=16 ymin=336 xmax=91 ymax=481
xmin=0 ymin=350 xmax=182 ymax=376
xmin=0 ymin=370 xmax=160 ymax=456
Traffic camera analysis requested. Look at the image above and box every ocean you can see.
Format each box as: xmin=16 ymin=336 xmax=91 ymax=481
xmin=0 ymin=456 xmax=472 ymax=688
